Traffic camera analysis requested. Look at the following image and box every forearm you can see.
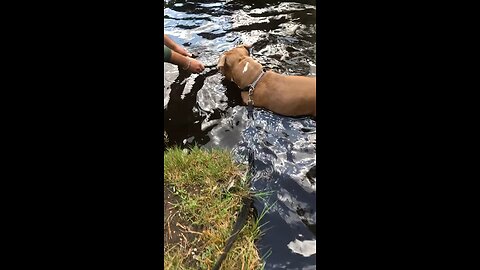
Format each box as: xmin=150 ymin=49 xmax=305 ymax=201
xmin=169 ymin=51 xmax=191 ymax=69
xmin=164 ymin=45 xmax=190 ymax=69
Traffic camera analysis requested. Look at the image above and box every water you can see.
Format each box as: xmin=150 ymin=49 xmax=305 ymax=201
xmin=164 ymin=0 xmax=316 ymax=268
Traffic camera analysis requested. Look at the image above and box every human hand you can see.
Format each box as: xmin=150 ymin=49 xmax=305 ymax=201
xmin=183 ymin=57 xmax=205 ymax=73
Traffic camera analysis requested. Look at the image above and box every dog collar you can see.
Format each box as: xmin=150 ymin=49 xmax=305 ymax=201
xmin=247 ymin=70 xmax=266 ymax=106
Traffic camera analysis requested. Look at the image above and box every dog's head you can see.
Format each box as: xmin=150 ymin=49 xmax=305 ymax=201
xmin=217 ymin=44 xmax=263 ymax=88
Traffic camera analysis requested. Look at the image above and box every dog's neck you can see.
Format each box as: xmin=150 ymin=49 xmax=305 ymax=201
xmin=233 ymin=58 xmax=265 ymax=89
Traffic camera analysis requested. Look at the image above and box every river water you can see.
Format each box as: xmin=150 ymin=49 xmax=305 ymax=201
xmin=164 ymin=0 xmax=316 ymax=268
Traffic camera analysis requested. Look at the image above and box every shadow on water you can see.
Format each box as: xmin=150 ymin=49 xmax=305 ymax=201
xmin=164 ymin=0 xmax=316 ymax=268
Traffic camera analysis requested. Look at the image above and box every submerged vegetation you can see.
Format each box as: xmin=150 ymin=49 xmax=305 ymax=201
xmin=164 ymin=146 xmax=264 ymax=269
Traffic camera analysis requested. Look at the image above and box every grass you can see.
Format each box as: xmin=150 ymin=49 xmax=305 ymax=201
xmin=164 ymin=146 xmax=264 ymax=270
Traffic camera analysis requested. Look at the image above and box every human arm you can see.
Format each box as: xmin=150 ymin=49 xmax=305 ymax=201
xmin=164 ymin=34 xmax=192 ymax=57
xmin=164 ymin=45 xmax=205 ymax=73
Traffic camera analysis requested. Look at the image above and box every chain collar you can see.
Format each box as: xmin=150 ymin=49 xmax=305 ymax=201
xmin=247 ymin=70 xmax=266 ymax=106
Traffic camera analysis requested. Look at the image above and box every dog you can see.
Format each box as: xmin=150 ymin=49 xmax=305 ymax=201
xmin=217 ymin=45 xmax=316 ymax=117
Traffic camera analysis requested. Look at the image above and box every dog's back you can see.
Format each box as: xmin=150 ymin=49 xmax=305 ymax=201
xmin=252 ymin=72 xmax=316 ymax=117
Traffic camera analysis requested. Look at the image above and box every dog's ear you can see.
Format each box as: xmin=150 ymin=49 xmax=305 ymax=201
xmin=243 ymin=44 xmax=252 ymax=49
xmin=217 ymin=54 xmax=227 ymax=74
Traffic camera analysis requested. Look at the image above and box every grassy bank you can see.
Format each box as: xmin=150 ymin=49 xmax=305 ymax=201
xmin=164 ymin=146 xmax=263 ymax=270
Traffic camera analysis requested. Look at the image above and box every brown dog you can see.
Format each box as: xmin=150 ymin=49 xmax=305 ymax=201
xmin=217 ymin=45 xmax=316 ymax=117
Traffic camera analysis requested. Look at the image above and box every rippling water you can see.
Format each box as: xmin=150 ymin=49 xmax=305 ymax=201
xmin=164 ymin=0 xmax=316 ymax=268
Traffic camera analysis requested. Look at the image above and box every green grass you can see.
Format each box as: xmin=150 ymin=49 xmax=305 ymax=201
xmin=164 ymin=146 xmax=264 ymax=270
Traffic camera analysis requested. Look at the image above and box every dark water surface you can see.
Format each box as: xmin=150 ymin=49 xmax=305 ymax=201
xmin=164 ymin=0 xmax=316 ymax=268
